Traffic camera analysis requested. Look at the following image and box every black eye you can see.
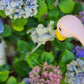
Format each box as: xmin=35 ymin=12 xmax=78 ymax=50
xmin=59 ymin=28 xmax=62 ymax=31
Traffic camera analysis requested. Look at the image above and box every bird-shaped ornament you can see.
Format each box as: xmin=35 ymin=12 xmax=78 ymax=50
xmin=56 ymin=15 xmax=84 ymax=46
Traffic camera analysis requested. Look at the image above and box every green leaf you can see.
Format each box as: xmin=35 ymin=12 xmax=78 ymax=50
xmin=0 ymin=71 xmax=9 ymax=82
xmin=54 ymin=38 xmax=74 ymax=51
xmin=12 ymin=26 xmax=24 ymax=32
xmin=18 ymin=83 xmax=25 ymax=84
xmin=35 ymin=0 xmax=47 ymax=18
xmin=60 ymin=78 xmax=67 ymax=84
xmin=27 ymin=52 xmax=40 ymax=68
xmin=7 ymin=76 xmax=17 ymax=84
xmin=59 ymin=63 xmax=66 ymax=75
xmin=12 ymin=18 xmax=28 ymax=31
xmin=13 ymin=61 xmax=31 ymax=77
xmin=45 ymin=0 xmax=55 ymax=10
xmin=58 ymin=0 xmax=75 ymax=13
xmin=13 ymin=30 xmax=26 ymax=36
xmin=17 ymin=40 xmax=29 ymax=53
xmin=0 ymin=10 xmax=7 ymax=18
xmin=25 ymin=18 xmax=37 ymax=28
xmin=41 ymin=51 xmax=54 ymax=64
xmin=60 ymin=50 xmax=75 ymax=64
xmin=0 ymin=24 xmax=12 ymax=37
xmin=48 ymin=7 xmax=59 ymax=17
xmin=72 ymin=2 xmax=83 ymax=14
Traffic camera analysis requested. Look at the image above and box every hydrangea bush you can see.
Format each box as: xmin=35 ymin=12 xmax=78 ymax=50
xmin=78 ymin=11 xmax=84 ymax=24
xmin=29 ymin=62 xmax=62 ymax=84
xmin=65 ymin=59 xmax=84 ymax=84
xmin=0 ymin=0 xmax=84 ymax=84
xmin=73 ymin=46 xmax=84 ymax=59
xmin=0 ymin=0 xmax=38 ymax=19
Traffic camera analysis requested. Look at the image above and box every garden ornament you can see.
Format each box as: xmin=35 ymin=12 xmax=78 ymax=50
xmin=0 ymin=37 xmax=7 ymax=66
xmin=56 ymin=15 xmax=84 ymax=46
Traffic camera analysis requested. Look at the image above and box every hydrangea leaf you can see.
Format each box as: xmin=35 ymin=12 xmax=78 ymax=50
xmin=60 ymin=50 xmax=75 ymax=64
xmin=27 ymin=52 xmax=40 ymax=68
xmin=12 ymin=18 xmax=28 ymax=31
xmin=0 ymin=24 xmax=12 ymax=37
xmin=7 ymin=76 xmax=17 ymax=84
xmin=13 ymin=30 xmax=26 ymax=36
xmin=0 ymin=71 xmax=9 ymax=82
xmin=45 ymin=0 xmax=55 ymax=10
xmin=58 ymin=0 xmax=75 ymax=13
xmin=18 ymin=83 xmax=25 ymax=84
xmin=17 ymin=40 xmax=29 ymax=53
xmin=35 ymin=0 xmax=47 ymax=18
xmin=59 ymin=63 xmax=66 ymax=75
xmin=72 ymin=2 xmax=83 ymax=14
xmin=12 ymin=26 xmax=24 ymax=32
xmin=41 ymin=51 xmax=54 ymax=64
xmin=0 ymin=10 xmax=7 ymax=18
xmin=13 ymin=61 xmax=31 ymax=77
xmin=48 ymin=7 xmax=59 ymax=17
xmin=54 ymin=38 xmax=74 ymax=51
xmin=60 ymin=78 xmax=67 ymax=84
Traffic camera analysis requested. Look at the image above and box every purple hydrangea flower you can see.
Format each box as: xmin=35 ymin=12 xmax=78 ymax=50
xmin=78 ymin=11 xmax=84 ymax=24
xmin=65 ymin=59 xmax=84 ymax=84
xmin=72 ymin=46 xmax=84 ymax=59
xmin=22 ymin=78 xmax=30 ymax=84
xmin=0 ymin=21 xmax=4 ymax=34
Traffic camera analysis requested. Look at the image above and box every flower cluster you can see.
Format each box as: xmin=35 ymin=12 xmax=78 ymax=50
xmin=65 ymin=59 xmax=84 ymax=84
xmin=72 ymin=46 xmax=84 ymax=59
xmin=29 ymin=62 xmax=62 ymax=84
xmin=0 ymin=0 xmax=38 ymax=19
xmin=78 ymin=11 xmax=84 ymax=24
xmin=28 ymin=21 xmax=56 ymax=44
xmin=0 ymin=20 xmax=4 ymax=34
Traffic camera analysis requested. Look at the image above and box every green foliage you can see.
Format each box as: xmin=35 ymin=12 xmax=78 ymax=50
xmin=27 ymin=51 xmax=54 ymax=68
xmin=60 ymin=78 xmax=67 ymax=84
xmin=17 ymin=40 xmax=29 ymax=53
xmin=48 ymin=7 xmax=59 ymax=17
xmin=0 ymin=71 xmax=9 ymax=82
xmin=58 ymin=0 xmax=75 ymax=13
xmin=60 ymin=50 xmax=75 ymax=64
xmin=0 ymin=10 xmax=7 ymax=18
xmin=0 ymin=24 xmax=12 ymax=37
xmin=27 ymin=52 xmax=40 ymax=68
xmin=45 ymin=0 xmax=55 ymax=10
xmin=12 ymin=18 xmax=28 ymax=31
xmin=7 ymin=76 xmax=25 ymax=84
xmin=72 ymin=2 xmax=83 ymax=14
xmin=7 ymin=76 xmax=17 ymax=84
xmin=54 ymin=38 xmax=74 ymax=51
xmin=35 ymin=0 xmax=47 ymax=18
xmin=13 ymin=60 xmax=31 ymax=77
xmin=41 ymin=51 xmax=54 ymax=64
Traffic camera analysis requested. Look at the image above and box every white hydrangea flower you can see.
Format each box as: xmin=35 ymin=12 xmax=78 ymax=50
xmin=36 ymin=24 xmax=48 ymax=35
xmin=0 ymin=0 xmax=38 ymax=19
xmin=26 ymin=21 xmax=56 ymax=56
xmin=28 ymin=21 xmax=56 ymax=44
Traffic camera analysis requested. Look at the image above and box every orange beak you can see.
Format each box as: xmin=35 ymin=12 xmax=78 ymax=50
xmin=56 ymin=29 xmax=66 ymax=41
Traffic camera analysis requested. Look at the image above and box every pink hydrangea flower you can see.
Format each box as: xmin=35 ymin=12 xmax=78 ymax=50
xmin=29 ymin=62 xmax=62 ymax=84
